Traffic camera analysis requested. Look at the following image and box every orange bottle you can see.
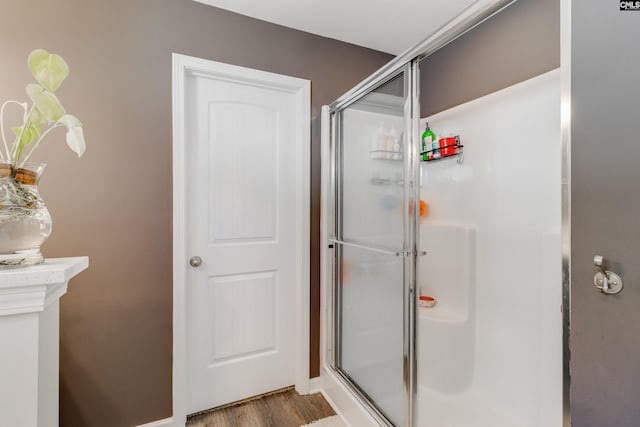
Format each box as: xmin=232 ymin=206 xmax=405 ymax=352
xmin=409 ymin=199 xmax=428 ymax=217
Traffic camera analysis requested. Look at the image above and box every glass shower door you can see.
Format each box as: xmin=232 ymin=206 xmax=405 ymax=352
xmin=332 ymin=67 xmax=416 ymax=427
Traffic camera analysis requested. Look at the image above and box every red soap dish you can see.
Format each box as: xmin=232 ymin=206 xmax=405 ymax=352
xmin=419 ymin=295 xmax=436 ymax=308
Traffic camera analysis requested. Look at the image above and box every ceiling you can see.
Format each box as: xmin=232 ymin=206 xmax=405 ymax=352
xmin=193 ymin=0 xmax=477 ymax=55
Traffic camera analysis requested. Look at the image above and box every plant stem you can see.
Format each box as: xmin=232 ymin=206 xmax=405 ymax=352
xmin=0 ymin=102 xmax=9 ymax=163
xmin=11 ymin=104 xmax=36 ymax=166
xmin=0 ymin=100 xmax=24 ymax=163
xmin=19 ymin=122 xmax=63 ymax=167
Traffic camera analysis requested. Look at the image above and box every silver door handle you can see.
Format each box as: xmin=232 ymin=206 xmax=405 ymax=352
xmin=593 ymin=255 xmax=623 ymax=295
xmin=190 ymin=256 xmax=202 ymax=267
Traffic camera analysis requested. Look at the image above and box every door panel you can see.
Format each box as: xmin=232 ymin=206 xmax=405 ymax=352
xmin=209 ymin=271 xmax=278 ymax=363
xmin=334 ymin=70 xmax=411 ymax=426
xmin=208 ymin=103 xmax=278 ymax=244
xmin=185 ymin=69 xmax=299 ymax=414
xmin=571 ymin=2 xmax=640 ymax=426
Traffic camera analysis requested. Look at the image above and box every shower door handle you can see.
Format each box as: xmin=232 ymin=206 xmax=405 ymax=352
xmin=593 ymin=255 xmax=623 ymax=295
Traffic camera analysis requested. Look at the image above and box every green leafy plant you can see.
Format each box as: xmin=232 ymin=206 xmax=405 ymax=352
xmin=0 ymin=49 xmax=86 ymax=169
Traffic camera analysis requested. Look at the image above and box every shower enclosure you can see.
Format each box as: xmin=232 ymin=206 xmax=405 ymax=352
xmin=320 ymin=1 xmax=567 ymax=426
xmin=328 ymin=66 xmax=416 ymax=427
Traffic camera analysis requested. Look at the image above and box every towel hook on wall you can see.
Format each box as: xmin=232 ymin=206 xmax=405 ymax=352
xmin=593 ymin=255 xmax=623 ymax=295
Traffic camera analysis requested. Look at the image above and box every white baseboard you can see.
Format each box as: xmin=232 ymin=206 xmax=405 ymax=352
xmin=308 ymin=376 xmax=322 ymax=394
xmin=134 ymin=417 xmax=174 ymax=427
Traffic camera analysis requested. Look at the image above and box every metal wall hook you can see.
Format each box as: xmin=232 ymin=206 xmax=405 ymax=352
xmin=593 ymin=255 xmax=623 ymax=295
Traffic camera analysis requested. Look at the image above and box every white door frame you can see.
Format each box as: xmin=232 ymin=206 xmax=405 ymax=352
xmin=171 ymin=53 xmax=311 ymax=426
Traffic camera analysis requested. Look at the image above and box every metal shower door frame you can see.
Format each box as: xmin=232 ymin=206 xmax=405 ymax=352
xmin=328 ymin=62 xmax=418 ymax=427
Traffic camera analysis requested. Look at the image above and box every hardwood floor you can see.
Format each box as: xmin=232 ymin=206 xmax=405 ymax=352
xmin=186 ymin=387 xmax=336 ymax=427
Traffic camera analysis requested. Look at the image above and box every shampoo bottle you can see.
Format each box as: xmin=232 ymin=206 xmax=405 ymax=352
xmin=421 ymin=123 xmax=436 ymax=160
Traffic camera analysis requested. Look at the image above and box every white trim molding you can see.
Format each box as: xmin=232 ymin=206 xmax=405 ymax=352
xmin=134 ymin=417 xmax=174 ymax=427
xmin=0 ymin=257 xmax=89 ymax=316
xmin=172 ymin=53 xmax=311 ymax=425
xmin=308 ymin=376 xmax=323 ymax=394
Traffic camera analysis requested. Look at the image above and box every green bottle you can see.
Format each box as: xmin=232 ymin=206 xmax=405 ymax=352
xmin=421 ymin=122 xmax=436 ymax=161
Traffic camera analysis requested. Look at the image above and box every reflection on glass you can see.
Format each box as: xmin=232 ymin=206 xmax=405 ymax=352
xmin=340 ymin=73 xmax=406 ymax=251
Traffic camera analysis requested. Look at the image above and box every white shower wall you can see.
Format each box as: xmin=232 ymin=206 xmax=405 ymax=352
xmin=417 ymin=69 xmax=562 ymax=427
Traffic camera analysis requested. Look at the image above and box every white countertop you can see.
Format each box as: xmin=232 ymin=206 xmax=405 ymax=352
xmin=0 ymin=257 xmax=89 ymax=316
xmin=0 ymin=257 xmax=89 ymax=288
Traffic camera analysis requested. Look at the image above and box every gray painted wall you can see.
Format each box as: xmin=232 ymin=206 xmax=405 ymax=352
xmin=571 ymin=2 xmax=640 ymax=426
xmin=0 ymin=1 xmax=391 ymax=426
xmin=420 ymin=0 xmax=559 ymax=116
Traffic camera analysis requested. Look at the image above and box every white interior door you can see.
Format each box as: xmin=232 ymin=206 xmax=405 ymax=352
xmin=183 ymin=60 xmax=310 ymax=414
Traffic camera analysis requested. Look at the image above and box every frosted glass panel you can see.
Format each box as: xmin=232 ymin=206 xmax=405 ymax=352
xmin=340 ymin=74 xmax=406 ymax=251
xmin=336 ymin=72 xmax=408 ymax=426
xmin=337 ymin=243 xmax=403 ymax=426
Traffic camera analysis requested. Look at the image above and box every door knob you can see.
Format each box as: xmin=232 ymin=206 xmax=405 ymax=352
xmin=593 ymin=255 xmax=623 ymax=295
xmin=190 ymin=256 xmax=203 ymax=267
